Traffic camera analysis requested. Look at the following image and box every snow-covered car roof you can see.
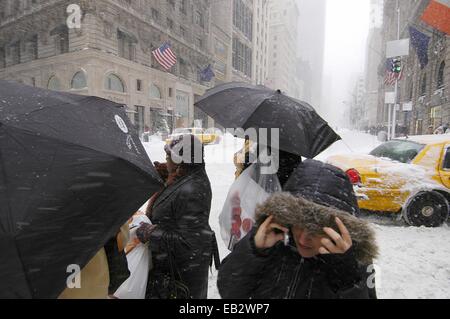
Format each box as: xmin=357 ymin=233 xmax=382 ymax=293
xmin=396 ymin=135 xmax=450 ymax=145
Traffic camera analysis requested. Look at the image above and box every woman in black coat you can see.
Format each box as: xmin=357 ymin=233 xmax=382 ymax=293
xmin=218 ymin=160 xmax=378 ymax=299
xmin=137 ymin=134 xmax=218 ymax=299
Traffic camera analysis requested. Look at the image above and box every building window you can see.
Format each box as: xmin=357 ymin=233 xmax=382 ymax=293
xmin=408 ymin=82 xmax=414 ymax=101
xmin=71 ymin=71 xmax=87 ymax=89
xmin=194 ymin=11 xmax=204 ymax=28
xmin=151 ymin=8 xmax=160 ymax=22
xmin=179 ymin=58 xmax=189 ymax=78
xmin=150 ymin=84 xmax=162 ymax=99
xmin=233 ymin=0 xmax=253 ymax=40
xmin=232 ymin=37 xmax=252 ymax=77
xmin=47 ymin=75 xmax=61 ymax=91
xmin=168 ymin=87 xmax=173 ymax=98
xmin=215 ymin=61 xmax=226 ymax=74
xmin=215 ymin=39 xmax=227 ymax=57
xmin=11 ymin=41 xmax=21 ymax=65
xmin=150 ymin=107 xmax=171 ymax=134
xmin=105 ymin=74 xmax=125 ymax=92
xmin=195 ymin=37 xmax=203 ymax=49
xmin=118 ymin=29 xmax=137 ymax=61
xmin=0 ymin=47 xmax=5 ymax=68
xmin=420 ymin=73 xmax=427 ymax=97
xmin=136 ymin=79 xmax=142 ymax=92
xmin=134 ymin=105 xmax=145 ymax=136
xmin=29 ymin=35 xmax=38 ymax=60
xmin=51 ymin=25 xmax=69 ymax=54
xmin=437 ymin=61 xmax=445 ymax=89
xmin=180 ymin=27 xmax=187 ymax=38
xmin=167 ymin=18 xmax=174 ymax=30
xmin=181 ymin=0 xmax=188 ymax=14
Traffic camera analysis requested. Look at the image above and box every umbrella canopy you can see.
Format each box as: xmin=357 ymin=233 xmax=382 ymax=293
xmin=0 ymin=80 xmax=163 ymax=298
xmin=195 ymin=82 xmax=341 ymax=158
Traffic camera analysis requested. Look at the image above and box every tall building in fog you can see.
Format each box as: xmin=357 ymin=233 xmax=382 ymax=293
xmin=363 ymin=0 xmax=384 ymax=128
xmin=297 ymin=0 xmax=327 ymax=111
xmin=267 ymin=0 xmax=299 ymax=97
xmin=370 ymin=0 xmax=384 ymax=29
xmin=231 ymin=0 xmax=270 ymax=84
xmin=210 ymin=0 xmax=234 ymax=85
xmin=252 ymin=0 xmax=270 ymax=86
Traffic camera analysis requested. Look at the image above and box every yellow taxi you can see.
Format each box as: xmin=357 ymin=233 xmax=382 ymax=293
xmin=166 ymin=127 xmax=220 ymax=145
xmin=327 ymin=135 xmax=450 ymax=227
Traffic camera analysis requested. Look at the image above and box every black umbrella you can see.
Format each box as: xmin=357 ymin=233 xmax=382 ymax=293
xmin=195 ymin=82 xmax=341 ymax=158
xmin=0 ymin=80 xmax=163 ymax=298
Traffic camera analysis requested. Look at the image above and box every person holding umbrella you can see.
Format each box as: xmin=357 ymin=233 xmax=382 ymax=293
xmin=136 ymin=134 xmax=220 ymax=299
xmin=0 ymin=80 xmax=162 ymax=299
xmin=217 ymin=160 xmax=378 ymax=299
xmin=195 ymin=83 xmax=341 ymax=160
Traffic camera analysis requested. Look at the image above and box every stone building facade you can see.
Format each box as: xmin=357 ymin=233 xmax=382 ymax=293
xmin=378 ymin=0 xmax=449 ymax=136
xmin=0 ymin=0 xmax=216 ymax=135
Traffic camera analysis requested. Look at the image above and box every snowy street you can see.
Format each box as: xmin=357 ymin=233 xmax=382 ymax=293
xmin=144 ymin=130 xmax=450 ymax=299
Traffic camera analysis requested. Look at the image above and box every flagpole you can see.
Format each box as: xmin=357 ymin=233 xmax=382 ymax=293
xmin=392 ymin=0 xmax=400 ymax=139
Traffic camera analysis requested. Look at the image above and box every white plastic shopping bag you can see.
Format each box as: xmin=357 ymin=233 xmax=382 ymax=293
xmin=114 ymin=214 xmax=151 ymax=299
xmin=219 ymin=163 xmax=281 ymax=251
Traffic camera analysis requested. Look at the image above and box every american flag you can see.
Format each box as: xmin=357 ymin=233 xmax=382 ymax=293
xmin=384 ymin=69 xmax=403 ymax=86
xmin=384 ymin=59 xmax=404 ymax=86
xmin=152 ymin=42 xmax=177 ymax=70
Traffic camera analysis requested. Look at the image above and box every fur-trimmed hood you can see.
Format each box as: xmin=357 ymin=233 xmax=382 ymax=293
xmin=255 ymin=192 xmax=379 ymax=264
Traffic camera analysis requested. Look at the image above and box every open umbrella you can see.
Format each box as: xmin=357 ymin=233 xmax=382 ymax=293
xmin=0 ymin=80 xmax=163 ymax=298
xmin=195 ymin=82 xmax=341 ymax=158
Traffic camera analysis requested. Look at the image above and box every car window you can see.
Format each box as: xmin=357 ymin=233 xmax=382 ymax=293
xmin=442 ymin=148 xmax=450 ymax=170
xmin=370 ymin=140 xmax=424 ymax=163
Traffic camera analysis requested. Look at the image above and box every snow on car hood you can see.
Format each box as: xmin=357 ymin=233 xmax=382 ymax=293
xmin=328 ymin=153 xmax=446 ymax=194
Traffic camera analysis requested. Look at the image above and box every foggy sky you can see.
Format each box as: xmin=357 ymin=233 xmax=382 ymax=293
xmin=322 ymin=0 xmax=370 ymax=127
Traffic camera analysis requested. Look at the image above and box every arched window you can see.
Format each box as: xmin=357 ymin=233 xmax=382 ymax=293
xmin=71 ymin=71 xmax=87 ymax=89
xmin=420 ymin=73 xmax=427 ymax=96
xmin=105 ymin=74 xmax=125 ymax=92
xmin=47 ymin=75 xmax=61 ymax=91
xmin=437 ymin=61 xmax=445 ymax=89
xmin=149 ymin=84 xmax=162 ymax=99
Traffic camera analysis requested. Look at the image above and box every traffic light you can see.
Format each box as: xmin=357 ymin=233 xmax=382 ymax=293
xmin=392 ymin=58 xmax=402 ymax=73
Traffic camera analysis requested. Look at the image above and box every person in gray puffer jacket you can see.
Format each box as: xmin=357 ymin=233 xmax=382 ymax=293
xmin=218 ymin=159 xmax=379 ymax=299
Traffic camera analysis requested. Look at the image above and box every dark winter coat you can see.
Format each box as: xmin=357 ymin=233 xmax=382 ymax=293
xmin=218 ymin=160 xmax=379 ymax=299
xmin=145 ymin=165 xmax=216 ymax=299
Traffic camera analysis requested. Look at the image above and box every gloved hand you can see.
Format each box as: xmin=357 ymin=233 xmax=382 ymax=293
xmin=136 ymin=222 xmax=157 ymax=244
